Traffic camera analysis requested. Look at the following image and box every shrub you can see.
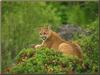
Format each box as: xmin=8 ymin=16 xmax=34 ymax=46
xmin=4 ymin=47 xmax=98 ymax=74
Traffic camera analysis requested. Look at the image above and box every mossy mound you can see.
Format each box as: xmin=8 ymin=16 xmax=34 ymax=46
xmin=6 ymin=48 xmax=98 ymax=74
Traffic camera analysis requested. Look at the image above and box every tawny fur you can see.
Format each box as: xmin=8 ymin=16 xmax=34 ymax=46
xmin=35 ymin=27 xmax=83 ymax=59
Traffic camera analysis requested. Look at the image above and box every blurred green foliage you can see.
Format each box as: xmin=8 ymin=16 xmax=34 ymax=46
xmin=1 ymin=1 xmax=99 ymax=74
xmin=1 ymin=1 xmax=61 ymax=69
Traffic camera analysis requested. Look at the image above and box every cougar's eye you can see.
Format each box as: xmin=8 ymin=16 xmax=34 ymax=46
xmin=40 ymin=33 xmax=42 ymax=35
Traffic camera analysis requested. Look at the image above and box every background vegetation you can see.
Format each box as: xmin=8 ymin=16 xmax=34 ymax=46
xmin=1 ymin=1 xmax=99 ymax=74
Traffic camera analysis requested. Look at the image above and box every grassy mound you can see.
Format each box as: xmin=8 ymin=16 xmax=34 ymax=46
xmin=6 ymin=48 xmax=98 ymax=74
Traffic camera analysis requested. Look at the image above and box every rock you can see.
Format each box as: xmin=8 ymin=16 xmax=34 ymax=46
xmin=58 ymin=24 xmax=89 ymax=40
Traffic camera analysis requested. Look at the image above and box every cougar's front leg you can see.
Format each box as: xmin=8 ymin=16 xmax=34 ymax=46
xmin=35 ymin=44 xmax=43 ymax=48
xmin=35 ymin=41 xmax=44 ymax=49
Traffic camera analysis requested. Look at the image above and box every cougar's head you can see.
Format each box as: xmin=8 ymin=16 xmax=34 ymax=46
xmin=39 ymin=26 xmax=51 ymax=41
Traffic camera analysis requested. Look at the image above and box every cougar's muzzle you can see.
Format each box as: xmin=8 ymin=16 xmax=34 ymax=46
xmin=40 ymin=36 xmax=47 ymax=40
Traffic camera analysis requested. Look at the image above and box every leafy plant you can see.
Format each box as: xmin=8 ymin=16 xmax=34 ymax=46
xmin=4 ymin=47 xmax=98 ymax=74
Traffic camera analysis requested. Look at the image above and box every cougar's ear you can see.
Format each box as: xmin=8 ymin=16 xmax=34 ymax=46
xmin=48 ymin=25 xmax=51 ymax=30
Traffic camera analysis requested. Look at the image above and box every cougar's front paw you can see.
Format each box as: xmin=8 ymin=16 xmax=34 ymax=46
xmin=35 ymin=45 xmax=42 ymax=49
